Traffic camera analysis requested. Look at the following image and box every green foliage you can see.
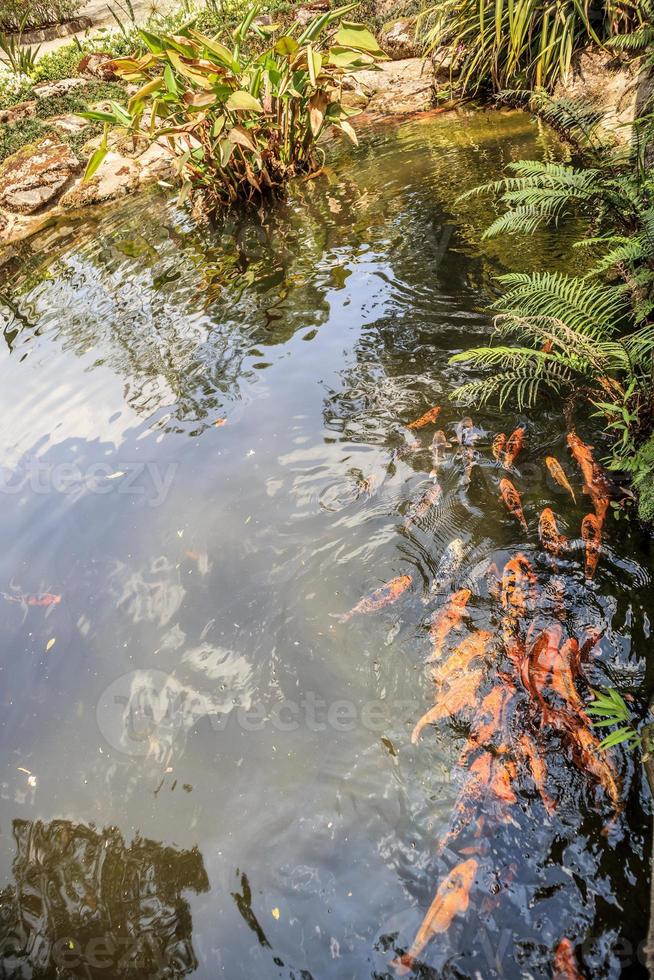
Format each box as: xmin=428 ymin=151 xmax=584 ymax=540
xmin=30 ymin=41 xmax=82 ymax=82
xmin=587 ymin=688 xmax=641 ymax=750
xmin=450 ymin=92 xmax=654 ymax=517
xmin=0 ymin=0 xmax=80 ymax=32
xmin=0 ymin=26 xmax=40 ymax=74
xmin=420 ymin=0 xmax=651 ymax=93
xmin=79 ymin=5 xmax=386 ymax=211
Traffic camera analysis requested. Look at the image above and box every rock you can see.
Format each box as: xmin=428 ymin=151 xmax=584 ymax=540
xmin=554 ymin=47 xmax=654 ymax=141
xmin=295 ymin=0 xmax=330 ymax=27
xmin=346 ymin=58 xmax=435 ymax=115
xmin=46 ymin=114 xmax=90 ymax=135
xmin=33 ymin=77 xmax=87 ymax=100
xmin=0 ymin=138 xmax=80 ymax=215
xmin=374 ymin=0 xmax=415 ymax=18
xmin=380 ymin=19 xmax=421 ymax=60
xmin=60 ymin=152 xmax=141 ymax=208
xmin=78 ymin=52 xmax=119 ymax=81
xmin=0 ymin=100 xmax=37 ymax=125
xmin=253 ymin=13 xmax=276 ymax=27
xmin=137 ymin=141 xmax=175 ymax=182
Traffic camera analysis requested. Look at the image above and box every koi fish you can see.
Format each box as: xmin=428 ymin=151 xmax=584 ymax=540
xmin=518 ymin=733 xmax=556 ymax=815
xmin=561 ymin=713 xmax=621 ymax=810
xmin=467 ymin=679 xmax=515 ymax=755
xmin=411 ymin=666 xmax=485 ymax=742
xmin=521 ymin=624 xmax=564 ymax=713
xmin=335 ymin=575 xmax=412 ymax=623
xmin=492 ymin=432 xmax=506 ymax=462
xmin=1 ymin=592 xmax=61 ymax=607
xmin=393 ymin=859 xmax=477 ymax=974
xmin=503 ymin=424 xmax=526 ymax=468
xmin=427 ymin=588 xmax=472 ymax=662
xmin=539 ymin=507 xmax=567 ymax=558
xmin=405 ymin=481 xmax=442 ymax=525
xmin=454 ymin=417 xmax=474 ymax=446
xmin=407 ymin=405 xmax=441 ymax=430
xmin=553 ymin=938 xmax=584 ymax=980
xmin=581 ymin=513 xmax=602 ymax=579
xmin=500 ymin=553 xmax=537 ymax=641
xmin=567 ymin=433 xmax=612 ymax=524
xmin=545 ymin=456 xmax=576 ymax=503
xmin=430 ymin=538 xmax=465 ymax=593
xmin=354 ymin=474 xmax=377 ymax=498
xmin=429 ymin=430 xmax=451 ymax=477
xmin=499 ymin=478 xmax=528 ymax=531
xmin=434 ymin=630 xmax=492 ymax=687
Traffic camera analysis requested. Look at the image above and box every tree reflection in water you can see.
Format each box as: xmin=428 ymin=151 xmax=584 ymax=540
xmin=0 ymin=818 xmax=209 ymax=978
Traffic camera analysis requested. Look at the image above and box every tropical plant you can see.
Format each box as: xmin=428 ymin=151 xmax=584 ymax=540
xmin=0 ymin=0 xmax=80 ymax=32
xmin=449 ymin=91 xmax=654 ymax=515
xmin=0 ymin=19 xmax=40 ymax=73
xmin=77 ymin=4 xmax=386 ymax=211
xmin=587 ymin=687 xmax=642 ymax=749
xmin=419 ymin=0 xmax=651 ymax=93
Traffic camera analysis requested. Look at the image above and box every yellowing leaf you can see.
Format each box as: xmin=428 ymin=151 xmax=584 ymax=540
xmin=226 ymin=90 xmax=263 ymax=112
xmin=272 ymin=907 xmax=280 ymax=919
xmin=335 ymin=21 xmax=388 ymax=58
xmin=228 ymin=125 xmax=258 ymax=152
xmin=46 ymin=638 xmax=56 ymax=652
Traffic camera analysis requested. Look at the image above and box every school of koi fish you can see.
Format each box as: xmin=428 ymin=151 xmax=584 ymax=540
xmin=337 ymin=404 xmax=624 ymax=978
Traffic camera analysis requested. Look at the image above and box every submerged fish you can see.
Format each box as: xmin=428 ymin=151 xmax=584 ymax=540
xmin=500 ymin=553 xmax=537 ymax=641
xmin=407 ymin=405 xmax=441 ymax=430
xmin=430 ymin=538 xmax=465 ymax=594
xmin=499 ymin=478 xmax=528 ymax=531
xmin=454 ymin=416 xmax=474 ymax=446
xmin=335 ymin=574 xmax=412 ymax=623
xmin=545 ymin=456 xmax=576 ymax=503
xmin=411 ymin=666 xmax=485 ymax=742
xmin=427 ymin=588 xmax=472 ymax=662
xmin=503 ymin=424 xmax=526 ymax=468
xmin=1 ymin=592 xmax=61 ymax=607
xmin=492 ymin=432 xmax=507 ymax=461
xmin=434 ymin=630 xmax=493 ymax=687
xmin=581 ymin=513 xmax=602 ymax=579
xmin=518 ymin=733 xmax=556 ymax=815
xmin=553 ymin=938 xmax=584 ymax=980
xmin=539 ymin=507 xmax=567 ymax=558
xmin=393 ymin=859 xmax=477 ymax=975
xmin=429 ymin=430 xmax=451 ymax=477
xmin=567 ymin=432 xmax=612 ymax=524
xmin=405 ymin=480 xmax=442 ymax=525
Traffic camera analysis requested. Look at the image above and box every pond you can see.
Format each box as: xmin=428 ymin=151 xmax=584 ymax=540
xmin=0 ymin=108 xmax=651 ymax=979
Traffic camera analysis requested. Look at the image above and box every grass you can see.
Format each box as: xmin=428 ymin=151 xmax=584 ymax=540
xmin=0 ymin=80 xmax=126 ymax=163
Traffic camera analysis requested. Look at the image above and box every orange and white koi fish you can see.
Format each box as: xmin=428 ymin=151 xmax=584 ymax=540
xmin=392 ymin=859 xmax=477 ymax=975
xmin=518 ymin=733 xmax=556 ymax=815
xmin=504 ymin=424 xmax=526 ymax=468
xmin=335 ymin=575 xmax=412 ymax=623
xmin=1 ymin=592 xmax=61 ymax=607
xmin=430 ymin=430 xmax=451 ymax=477
xmin=539 ymin=507 xmax=567 ymax=558
xmin=492 ymin=432 xmax=506 ymax=462
xmin=405 ymin=481 xmax=442 ymax=525
xmin=454 ymin=417 xmax=474 ymax=445
xmin=553 ymin=938 xmax=584 ymax=980
xmin=407 ymin=405 xmax=441 ymax=430
xmin=499 ymin=478 xmax=528 ymax=531
xmin=430 ymin=538 xmax=465 ymax=594
xmin=427 ymin=588 xmax=472 ymax=662
xmin=545 ymin=456 xmax=576 ymax=503
xmin=434 ymin=630 xmax=492 ymax=687
xmin=581 ymin=513 xmax=602 ymax=579
xmin=567 ymin=432 xmax=612 ymax=524
xmin=467 ymin=679 xmax=515 ymax=755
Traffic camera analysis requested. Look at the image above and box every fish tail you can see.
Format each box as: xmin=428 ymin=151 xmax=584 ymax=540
xmin=329 ymin=612 xmax=350 ymax=624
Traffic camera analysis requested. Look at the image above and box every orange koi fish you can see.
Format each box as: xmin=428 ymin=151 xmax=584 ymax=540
xmin=562 ymin=714 xmax=621 ymax=810
xmin=335 ymin=575 xmax=412 ymax=622
xmin=521 ymin=624 xmax=563 ymax=713
xmin=411 ymin=667 xmax=485 ymax=742
xmin=500 ymin=554 xmax=537 ymax=642
xmin=405 ymin=481 xmax=442 ymax=525
xmin=434 ymin=630 xmax=492 ymax=686
xmin=553 ymin=938 xmax=584 ymax=980
xmin=518 ymin=733 xmax=556 ymax=815
xmin=581 ymin=513 xmax=602 ymax=580
xmin=1 ymin=592 xmax=61 ymax=607
xmin=567 ymin=433 xmax=611 ymax=524
xmin=393 ymin=859 xmax=477 ymax=975
xmin=468 ymin=680 xmax=515 ymax=755
xmin=429 ymin=430 xmax=451 ymax=477
xmin=539 ymin=507 xmax=567 ymax=558
xmin=427 ymin=588 xmax=472 ymax=662
xmin=492 ymin=432 xmax=506 ymax=462
xmin=499 ymin=478 xmax=528 ymax=531
xmin=407 ymin=406 xmax=441 ymax=430
xmin=545 ymin=456 xmax=576 ymax=503
xmin=504 ymin=424 xmax=526 ymax=468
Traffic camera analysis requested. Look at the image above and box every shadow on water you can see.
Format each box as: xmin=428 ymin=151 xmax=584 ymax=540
xmin=0 ymin=108 xmax=651 ymax=979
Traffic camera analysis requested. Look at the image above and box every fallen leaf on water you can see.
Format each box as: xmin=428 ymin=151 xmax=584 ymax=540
xmin=271 ymin=907 xmax=280 ymax=920
xmin=46 ymin=638 xmax=56 ymax=652
xmin=214 ymin=418 xmax=227 ymax=427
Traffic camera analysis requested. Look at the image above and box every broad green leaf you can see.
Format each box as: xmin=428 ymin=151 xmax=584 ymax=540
xmin=219 ymin=139 xmax=235 ymax=167
xmin=139 ymin=28 xmax=166 ymax=54
xmin=164 ymin=62 xmax=178 ymax=95
xmin=334 ymin=21 xmax=387 ymax=58
xmin=335 ymin=118 xmax=358 ymax=145
xmin=274 ymin=36 xmax=299 ymax=57
xmin=77 ymin=109 xmax=123 ymax=124
xmin=328 ymin=46 xmax=376 ymax=69
xmin=128 ymin=77 xmax=163 ymax=111
xmin=84 ymin=129 xmax=108 ymax=182
xmin=307 ymin=44 xmax=322 ymax=86
xmin=226 ymin=90 xmax=263 ymax=111
xmin=188 ymin=30 xmax=240 ymax=72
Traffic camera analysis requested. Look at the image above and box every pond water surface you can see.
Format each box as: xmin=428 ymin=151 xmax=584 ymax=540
xmin=0 ymin=109 xmax=652 ymax=980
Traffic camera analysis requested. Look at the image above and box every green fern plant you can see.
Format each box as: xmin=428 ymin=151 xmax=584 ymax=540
xmin=587 ymin=688 xmax=642 ymax=750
